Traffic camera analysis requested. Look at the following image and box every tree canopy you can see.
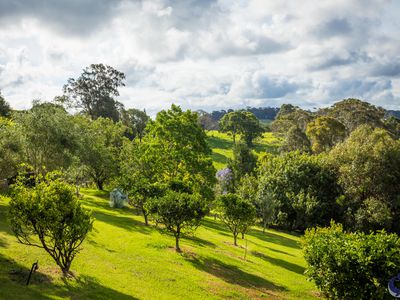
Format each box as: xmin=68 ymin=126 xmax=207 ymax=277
xmin=62 ymin=64 xmax=125 ymax=121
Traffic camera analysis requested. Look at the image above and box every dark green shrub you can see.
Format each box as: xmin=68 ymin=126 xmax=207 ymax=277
xmin=9 ymin=173 xmax=93 ymax=276
xmin=302 ymin=222 xmax=400 ymax=299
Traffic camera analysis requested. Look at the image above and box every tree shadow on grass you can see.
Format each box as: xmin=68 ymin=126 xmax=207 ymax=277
xmin=185 ymin=254 xmax=286 ymax=293
xmin=61 ymin=274 xmax=138 ymax=300
xmin=201 ymin=218 xmax=231 ymax=237
xmin=250 ymin=241 xmax=295 ymax=257
xmin=183 ymin=234 xmax=216 ymax=248
xmin=207 ymin=136 xmax=233 ymax=150
xmin=249 ymin=228 xmax=300 ymax=249
xmin=211 ymin=152 xmax=229 ymax=167
xmin=0 ymin=253 xmax=138 ymax=299
xmin=0 ymin=253 xmax=55 ymax=299
xmin=92 ymin=210 xmax=152 ymax=234
xmin=251 ymin=251 xmax=305 ymax=275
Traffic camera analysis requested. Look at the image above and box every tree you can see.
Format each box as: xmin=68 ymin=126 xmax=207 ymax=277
xmin=219 ymin=111 xmax=242 ymax=143
xmin=255 ymin=178 xmax=277 ymax=233
xmin=321 ymin=98 xmax=385 ymax=133
xmin=146 ymin=105 xmax=216 ymax=201
xmin=0 ymin=117 xmax=24 ymax=179
xmin=219 ymin=110 xmax=264 ymax=146
xmin=217 ymin=194 xmax=256 ymax=246
xmin=9 ymin=173 xmax=93 ymax=276
xmin=121 ymin=108 xmax=149 ymax=141
xmin=13 ymin=102 xmax=80 ymax=175
xmin=146 ymin=190 xmax=208 ymax=252
xmin=75 ymin=116 xmax=126 ymax=190
xmin=272 ymin=105 xmax=314 ymax=133
xmin=384 ymin=115 xmax=400 ymax=139
xmin=62 ymin=64 xmax=125 ymax=121
xmin=230 ymin=143 xmax=257 ymax=184
xmin=258 ymin=152 xmax=341 ymax=231
xmin=280 ymin=126 xmax=311 ymax=153
xmin=302 ymin=222 xmax=400 ymax=299
xmin=0 ymin=92 xmax=11 ymax=118
xmin=328 ymin=125 xmax=400 ymax=233
xmin=118 ymin=140 xmax=163 ymax=225
xmin=306 ymin=116 xmax=346 ymax=153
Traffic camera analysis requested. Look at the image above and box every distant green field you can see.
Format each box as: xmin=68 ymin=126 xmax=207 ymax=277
xmin=0 ymin=189 xmax=318 ymax=299
xmin=206 ymin=130 xmax=282 ymax=170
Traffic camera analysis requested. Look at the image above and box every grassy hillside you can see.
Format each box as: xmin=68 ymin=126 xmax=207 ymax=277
xmin=206 ymin=130 xmax=282 ymax=170
xmin=0 ymin=189 xmax=318 ymax=299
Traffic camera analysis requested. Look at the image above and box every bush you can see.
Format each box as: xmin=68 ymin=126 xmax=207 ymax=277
xmin=145 ymin=190 xmax=208 ymax=252
xmin=302 ymin=222 xmax=400 ymax=299
xmin=216 ymin=193 xmax=256 ymax=246
xmin=9 ymin=173 xmax=93 ymax=276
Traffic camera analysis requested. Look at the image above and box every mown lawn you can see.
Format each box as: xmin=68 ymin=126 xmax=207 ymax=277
xmin=0 ymin=189 xmax=318 ymax=299
xmin=206 ymin=130 xmax=282 ymax=170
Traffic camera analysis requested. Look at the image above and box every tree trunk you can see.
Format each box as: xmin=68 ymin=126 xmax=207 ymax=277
xmin=241 ymin=232 xmax=245 ymax=239
xmin=175 ymin=227 xmax=181 ymax=252
xmin=263 ymin=219 xmax=267 ymax=233
xmin=175 ymin=235 xmax=181 ymax=252
xmin=234 ymin=232 xmax=238 ymax=246
xmin=143 ymin=211 xmax=149 ymax=226
xmin=96 ymin=179 xmax=103 ymax=191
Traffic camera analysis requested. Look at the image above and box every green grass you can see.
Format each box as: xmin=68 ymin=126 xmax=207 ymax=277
xmin=206 ymin=130 xmax=282 ymax=170
xmin=0 ymin=190 xmax=318 ymax=299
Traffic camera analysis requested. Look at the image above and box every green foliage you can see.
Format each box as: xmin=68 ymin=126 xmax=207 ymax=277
xmin=230 ymin=143 xmax=257 ymax=184
xmin=76 ymin=116 xmax=126 ymax=190
xmin=146 ymin=190 xmax=208 ymax=251
xmin=302 ymin=222 xmax=400 ymax=299
xmin=146 ymin=104 xmax=216 ymax=200
xmin=216 ymin=194 xmax=256 ymax=245
xmin=118 ymin=139 xmax=163 ymax=225
xmin=272 ymin=105 xmax=314 ymax=133
xmin=63 ymin=64 xmax=125 ymax=121
xmin=258 ymin=152 xmax=341 ymax=231
xmin=9 ymin=173 xmax=93 ymax=275
xmin=322 ymin=98 xmax=385 ymax=133
xmin=121 ymin=108 xmax=149 ymax=141
xmin=0 ymin=117 xmax=23 ymax=179
xmin=219 ymin=110 xmax=264 ymax=146
xmin=13 ymin=102 xmax=80 ymax=174
xmin=328 ymin=125 xmax=400 ymax=233
xmin=306 ymin=116 xmax=346 ymax=153
xmin=280 ymin=126 xmax=311 ymax=153
xmin=0 ymin=92 xmax=11 ymax=118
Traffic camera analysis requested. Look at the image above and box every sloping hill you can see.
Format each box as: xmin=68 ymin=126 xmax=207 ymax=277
xmin=206 ymin=131 xmax=282 ymax=170
xmin=0 ymin=190 xmax=317 ymax=299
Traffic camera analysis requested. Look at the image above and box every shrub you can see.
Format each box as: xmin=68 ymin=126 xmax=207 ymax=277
xmin=145 ymin=190 xmax=208 ymax=252
xmin=9 ymin=173 xmax=93 ymax=276
xmin=216 ymin=193 xmax=256 ymax=246
xmin=302 ymin=222 xmax=400 ymax=299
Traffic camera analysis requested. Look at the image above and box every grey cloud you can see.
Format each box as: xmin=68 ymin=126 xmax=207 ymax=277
xmin=255 ymin=76 xmax=298 ymax=98
xmin=315 ymin=18 xmax=352 ymax=38
xmin=311 ymin=51 xmax=371 ymax=70
xmin=371 ymin=62 xmax=400 ymax=77
xmin=328 ymin=78 xmax=392 ymax=99
xmin=0 ymin=0 xmax=125 ymax=35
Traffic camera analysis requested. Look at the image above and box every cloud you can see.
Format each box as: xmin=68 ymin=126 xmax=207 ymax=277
xmin=0 ymin=0 xmax=399 ymax=112
xmin=0 ymin=0 xmax=124 ymax=36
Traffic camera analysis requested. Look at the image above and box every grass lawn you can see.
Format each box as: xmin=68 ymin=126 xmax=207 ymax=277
xmin=206 ymin=130 xmax=283 ymax=170
xmin=0 ymin=189 xmax=318 ymax=299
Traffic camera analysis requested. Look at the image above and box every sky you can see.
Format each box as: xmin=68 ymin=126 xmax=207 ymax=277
xmin=0 ymin=0 xmax=399 ymax=115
